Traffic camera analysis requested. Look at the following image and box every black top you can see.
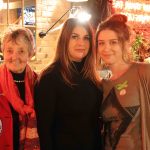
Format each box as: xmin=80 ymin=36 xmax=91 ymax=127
xmin=35 ymin=61 xmax=103 ymax=150
xmin=10 ymin=70 xmax=25 ymax=150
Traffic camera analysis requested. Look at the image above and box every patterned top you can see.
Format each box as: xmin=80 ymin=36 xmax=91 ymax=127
xmin=101 ymin=63 xmax=142 ymax=150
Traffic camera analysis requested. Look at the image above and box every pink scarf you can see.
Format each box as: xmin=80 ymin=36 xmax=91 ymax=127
xmin=0 ymin=64 xmax=40 ymax=150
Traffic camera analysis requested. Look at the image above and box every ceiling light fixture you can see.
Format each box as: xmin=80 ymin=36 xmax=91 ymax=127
xmin=39 ymin=0 xmax=90 ymax=38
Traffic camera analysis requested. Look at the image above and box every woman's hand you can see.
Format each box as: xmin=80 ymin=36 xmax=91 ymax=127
xmin=23 ymin=105 xmax=35 ymax=118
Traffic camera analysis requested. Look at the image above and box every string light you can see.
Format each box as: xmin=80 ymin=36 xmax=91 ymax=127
xmin=0 ymin=0 xmax=3 ymax=10
xmin=113 ymin=0 xmax=150 ymax=23
xmin=121 ymin=12 xmax=150 ymax=23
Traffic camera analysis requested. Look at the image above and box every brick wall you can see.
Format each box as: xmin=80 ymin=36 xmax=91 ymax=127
xmin=30 ymin=0 xmax=70 ymax=73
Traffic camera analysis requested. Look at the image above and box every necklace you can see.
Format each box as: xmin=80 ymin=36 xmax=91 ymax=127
xmin=99 ymin=68 xmax=112 ymax=80
xmin=14 ymin=80 xmax=25 ymax=83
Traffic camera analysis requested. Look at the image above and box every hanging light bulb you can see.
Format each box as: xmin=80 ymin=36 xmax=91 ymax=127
xmin=0 ymin=0 xmax=3 ymax=11
xmin=76 ymin=11 xmax=91 ymax=22
xmin=69 ymin=6 xmax=91 ymax=22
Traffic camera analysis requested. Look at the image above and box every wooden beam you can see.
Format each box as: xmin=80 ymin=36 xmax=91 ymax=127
xmin=3 ymin=0 xmax=35 ymax=9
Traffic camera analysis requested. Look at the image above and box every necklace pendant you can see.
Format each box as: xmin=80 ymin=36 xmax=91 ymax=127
xmin=99 ymin=68 xmax=112 ymax=80
xmin=14 ymin=80 xmax=25 ymax=83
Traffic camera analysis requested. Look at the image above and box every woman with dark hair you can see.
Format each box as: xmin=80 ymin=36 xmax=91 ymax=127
xmin=35 ymin=18 xmax=103 ymax=150
xmin=96 ymin=14 xmax=150 ymax=150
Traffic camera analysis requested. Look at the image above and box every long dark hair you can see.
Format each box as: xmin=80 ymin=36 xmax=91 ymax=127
xmin=43 ymin=18 xmax=100 ymax=87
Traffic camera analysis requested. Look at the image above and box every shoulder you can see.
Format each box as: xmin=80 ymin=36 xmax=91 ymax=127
xmin=0 ymin=64 xmax=5 ymax=72
xmin=135 ymin=62 xmax=150 ymax=78
xmin=38 ymin=62 xmax=61 ymax=85
xmin=135 ymin=62 xmax=150 ymax=71
xmin=136 ymin=62 xmax=150 ymax=67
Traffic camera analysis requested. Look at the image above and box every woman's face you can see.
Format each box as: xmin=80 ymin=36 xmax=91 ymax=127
xmin=68 ymin=25 xmax=90 ymax=62
xmin=97 ymin=29 xmax=124 ymax=65
xmin=3 ymin=37 xmax=31 ymax=73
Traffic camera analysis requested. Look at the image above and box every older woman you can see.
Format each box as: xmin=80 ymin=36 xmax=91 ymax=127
xmin=0 ymin=27 xmax=39 ymax=150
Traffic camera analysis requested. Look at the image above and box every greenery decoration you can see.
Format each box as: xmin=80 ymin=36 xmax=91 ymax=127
xmin=131 ymin=35 xmax=143 ymax=62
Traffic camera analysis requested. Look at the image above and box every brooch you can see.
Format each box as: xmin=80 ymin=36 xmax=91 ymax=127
xmin=115 ymin=80 xmax=128 ymax=96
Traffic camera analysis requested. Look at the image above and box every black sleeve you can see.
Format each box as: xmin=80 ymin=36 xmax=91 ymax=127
xmin=34 ymin=71 xmax=57 ymax=150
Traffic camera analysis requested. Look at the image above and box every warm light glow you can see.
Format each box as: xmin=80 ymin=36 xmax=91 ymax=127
xmin=113 ymin=0 xmax=150 ymax=23
xmin=125 ymin=2 xmax=141 ymax=11
xmin=113 ymin=1 xmax=124 ymax=9
xmin=143 ymin=4 xmax=150 ymax=13
xmin=69 ymin=6 xmax=91 ymax=22
xmin=121 ymin=12 xmax=150 ymax=23
xmin=0 ymin=0 xmax=3 ymax=10
xmin=47 ymin=7 xmax=91 ymax=33
xmin=113 ymin=0 xmax=150 ymax=13
xmin=77 ymin=11 xmax=91 ymax=22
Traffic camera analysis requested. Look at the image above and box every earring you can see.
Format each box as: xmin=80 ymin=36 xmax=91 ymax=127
xmin=99 ymin=60 xmax=112 ymax=80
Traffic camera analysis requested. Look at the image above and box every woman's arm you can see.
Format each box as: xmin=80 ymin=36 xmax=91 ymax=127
xmin=34 ymin=72 xmax=57 ymax=150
